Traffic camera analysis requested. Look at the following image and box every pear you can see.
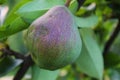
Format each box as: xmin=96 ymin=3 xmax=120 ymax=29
xmin=25 ymin=5 xmax=82 ymax=70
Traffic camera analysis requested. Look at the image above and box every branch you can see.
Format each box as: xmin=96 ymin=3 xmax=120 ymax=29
xmin=77 ymin=0 xmax=86 ymax=11
xmin=13 ymin=55 xmax=34 ymax=80
xmin=103 ymin=19 xmax=120 ymax=55
xmin=65 ymin=0 xmax=72 ymax=7
xmin=0 ymin=46 xmax=33 ymax=80
xmin=0 ymin=46 xmax=25 ymax=60
xmin=0 ymin=45 xmax=34 ymax=80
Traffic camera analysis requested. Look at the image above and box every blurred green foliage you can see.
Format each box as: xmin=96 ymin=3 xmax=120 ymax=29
xmin=0 ymin=0 xmax=120 ymax=80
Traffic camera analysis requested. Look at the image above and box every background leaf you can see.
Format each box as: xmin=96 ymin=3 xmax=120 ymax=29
xmin=0 ymin=57 xmax=22 ymax=77
xmin=0 ymin=0 xmax=6 ymax=4
xmin=0 ymin=17 xmax=29 ymax=39
xmin=32 ymin=65 xmax=59 ymax=80
xmin=76 ymin=29 xmax=104 ymax=79
xmin=7 ymin=31 xmax=28 ymax=54
xmin=69 ymin=0 xmax=78 ymax=14
xmin=4 ymin=0 xmax=31 ymax=25
xmin=104 ymin=53 xmax=120 ymax=68
xmin=16 ymin=0 xmax=65 ymax=23
xmin=75 ymin=15 xmax=99 ymax=28
xmin=0 ymin=0 xmax=31 ymax=39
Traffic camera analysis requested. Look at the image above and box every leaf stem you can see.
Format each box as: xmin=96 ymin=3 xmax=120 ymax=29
xmin=65 ymin=0 xmax=72 ymax=7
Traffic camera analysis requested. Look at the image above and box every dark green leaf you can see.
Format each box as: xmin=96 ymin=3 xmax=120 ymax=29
xmin=104 ymin=53 xmax=120 ymax=68
xmin=0 ymin=0 xmax=6 ymax=4
xmin=0 ymin=57 xmax=22 ymax=77
xmin=110 ymin=33 xmax=120 ymax=54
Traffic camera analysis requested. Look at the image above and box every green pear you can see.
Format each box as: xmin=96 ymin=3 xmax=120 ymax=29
xmin=25 ymin=5 xmax=82 ymax=70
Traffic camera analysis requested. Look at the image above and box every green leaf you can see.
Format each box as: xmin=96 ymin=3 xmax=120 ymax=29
xmin=109 ymin=70 xmax=120 ymax=80
xmin=32 ymin=65 xmax=59 ymax=80
xmin=69 ymin=0 xmax=78 ymax=14
xmin=7 ymin=32 xmax=28 ymax=54
xmin=18 ymin=0 xmax=64 ymax=13
xmin=0 ymin=57 xmax=22 ymax=77
xmin=0 ymin=0 xmax=31 ymax=39
xmin=0 ymin=0 xmax=6 ymax=4
xmin=76 ymin=29 xmax=104 ymax=79
xmin=4 ymin=0 xmax=31 ymax=25
xmin=0 ymin=17 xmax=29 ymax=39
xmin=75 ymin=15 xmax=99 ymax=28
xmin=18 ymin=10 xmax=47 ymax=24
xmin=110 ymin=32 xmax=120 ymax=54
xmin=104 ymin=53 xmax=120 ymax=68
xmin=16 ymin=0 xmax=65 ymax=23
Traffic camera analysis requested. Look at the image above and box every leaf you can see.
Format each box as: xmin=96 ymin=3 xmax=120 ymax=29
xmin=0 ymin=57 xmax=22 ymax=77
xmin=18 ymin=0 xmax=64 ymax=13
xmin=110 ymin=32 xmax=120 ymax=54
xmin=32 ymin=65 xmax=59 ymax=80
xmin=0 ymin=0 xmax=31 ymax=39
xmin=16 ymin=0 xmax=65 ymax=23
xmin=69 ymin=0 xmax=78 ymax=14
xmin=75 ymin=15 xmax=99 ymax=28
xmin=0 ymin=0 xmax=6 ymax=4
xmin=7 ymin=32 xmax=28 ymax=54
xmin=104 ymin=53 xmax=120 ymax=68
xmin=4 ymin=0 xmax=31 ymax=25
xmin=109 ymin=70 xmax=120 ymax=80
xmin=76 ymin=29 xmax=104 ymax=79
xmin=0 ymin=17 xmax=29 ymax=39
xmin=19 ymin=10 xmax=47 ymax=24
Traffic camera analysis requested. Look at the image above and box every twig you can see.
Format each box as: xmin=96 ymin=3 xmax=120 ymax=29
xmin=77 ymin=0 xmax=86 ymax=11
xmin=0 ymin=46 xmax=34 ymax=80
xmin=13 ymin=55 xmax=34 ymax=80
xmin=0 ymin=46 xmax=25 ymax=60
xmin=103 ymin=19 xmax=120 ymax=55
xmin=65 ymin=0 xmax=72 ymax=7
xmin=0 ymin=45 xmax=34 ymax=80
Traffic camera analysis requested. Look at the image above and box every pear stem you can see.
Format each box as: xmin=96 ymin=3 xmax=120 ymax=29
xmin=65 ymin=0 xmax=72 ymax=7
